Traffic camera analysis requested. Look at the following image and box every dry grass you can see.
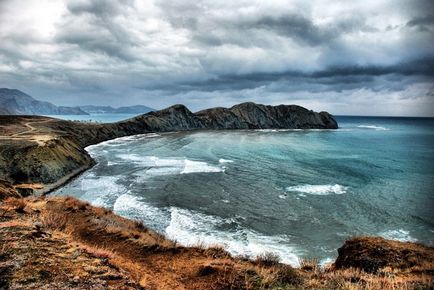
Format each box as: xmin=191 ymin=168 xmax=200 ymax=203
xmin=3 ymin=197 xmax=27 ymax=213
xmin=40 ymin=209 xmax=68 ymax=231
xmin=78 ymin=244 xmax=114 ymax=259
xmin=299 ymin=257 xmax=320 ymax=272
xmin=254 ymin=252 xmax=281 ymax=267
xmin=7 ymin=196 xmax=432 ymax=290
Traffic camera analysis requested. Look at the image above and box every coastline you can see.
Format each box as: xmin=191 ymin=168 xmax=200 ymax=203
xmin=1 ymin=106 xmax=433 ymax=289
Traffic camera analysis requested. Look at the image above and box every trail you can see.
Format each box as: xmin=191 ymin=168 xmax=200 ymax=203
xmin=0 ymin=118 xmax=55 ymax=145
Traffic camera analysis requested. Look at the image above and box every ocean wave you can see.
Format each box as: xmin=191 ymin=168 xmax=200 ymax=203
xmin=379 ymin=229 xmax=417 ymax=243
xmin=286 ymin=184 xmax=348 ymax=195
xmin=79 ymin=175 xmax=126 ymax=207
xmin=357 ymin=125 xmax=389 ymax=131
xmin=86 ymin=133 xmax=161 ymax=152
xmin=111 ymin=194 xmax=300 ymax=265
xmin=165 ymin=207 xmax=300 ymax=266
xmin=219 ymin=158 xmax=234 ymax=163
xmin=113 ymin=194 xmax=169 ymax=232
xmin=181 ymin=160 xmax=224 ymax=174
xmin=116 ymin=154 xmax=224 ymax=175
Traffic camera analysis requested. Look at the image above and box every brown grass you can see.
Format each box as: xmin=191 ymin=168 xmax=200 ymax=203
xmin=6 ymin=196 xmax=432 ymax=290
xmin=299 ymin=257 xmax=320 ymax=272
xmin=2 ymin=197 xmax=27 ymax=214
xmin=254 ymin=252 xmax=281 ymax=267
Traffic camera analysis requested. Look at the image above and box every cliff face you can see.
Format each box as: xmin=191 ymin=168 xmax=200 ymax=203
xmin=195 ymin=102 xmax=338 ymax=129
xmin=0 ymin=102 xmax=337 ymax=196
xmin=114 ymin=102 xmax=337 ymax=136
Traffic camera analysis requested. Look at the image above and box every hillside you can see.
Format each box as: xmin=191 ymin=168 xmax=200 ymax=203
xmin=0 ymin=196 xmax=432 ymax=289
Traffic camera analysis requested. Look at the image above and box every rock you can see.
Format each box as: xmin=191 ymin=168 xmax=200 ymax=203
xmin=334 ymin=237 xmax=434 ymax=273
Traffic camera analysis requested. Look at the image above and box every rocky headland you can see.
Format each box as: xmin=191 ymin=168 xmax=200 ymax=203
xmin=0 ymin=102 xmax=433 ymax=289
xmin=0 ymin=102 xmax=337 ymax=196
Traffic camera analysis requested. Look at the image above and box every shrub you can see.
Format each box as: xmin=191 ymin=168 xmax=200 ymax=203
xmin=254 ymin=252 xmax=281 ymax=267
xmin=41 ymin=211 xmax=68 ymax=231
xmin=273 ymin=265 xmax=303 ymax=286
xmin=299 ymin=257 xmax=319 ymax=272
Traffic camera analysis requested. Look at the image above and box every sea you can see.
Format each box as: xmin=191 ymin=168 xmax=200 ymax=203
xmin=53 ymin=115 xmax=434 ymax=266
xmin=45 ymin=113 xmax=137 ymax=123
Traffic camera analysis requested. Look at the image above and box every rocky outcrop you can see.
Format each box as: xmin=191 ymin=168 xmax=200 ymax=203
xmin=118 ymin=102 xmax=338 ymax=134
xmin=334 ymin=237 xmax=434 ymax=273
xmin=195 ymin=102 xmax=338 ymax=129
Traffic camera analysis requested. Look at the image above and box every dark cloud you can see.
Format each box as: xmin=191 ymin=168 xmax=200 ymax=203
xmin=406 ymin=14 xmax=434 ymax=32
xmin=67 ymin=0 xmax=134 ymax=17
xmin=0 ymin=0 xmax=433 ymax=115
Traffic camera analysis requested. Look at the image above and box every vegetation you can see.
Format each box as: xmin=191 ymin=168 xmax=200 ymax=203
xmin=0 ymin=196 xmax=432 ymax=289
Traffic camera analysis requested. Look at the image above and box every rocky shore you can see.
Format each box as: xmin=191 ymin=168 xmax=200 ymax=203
xmin=0 ymin=102 xmax=433 ymax=289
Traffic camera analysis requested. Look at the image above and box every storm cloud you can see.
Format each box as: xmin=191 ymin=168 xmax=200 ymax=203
xmin=0 ymin=0 xmax=433 ymax=116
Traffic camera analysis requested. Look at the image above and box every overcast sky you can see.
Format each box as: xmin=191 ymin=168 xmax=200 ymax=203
xmin=1 ymin=0 xmax=433 ymax=115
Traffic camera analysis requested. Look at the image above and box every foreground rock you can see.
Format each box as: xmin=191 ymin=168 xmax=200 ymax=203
xmin=335 ymin=237 xmax=434 ymax=274
xmin=0 ymin=102 xmax=337 ymax=197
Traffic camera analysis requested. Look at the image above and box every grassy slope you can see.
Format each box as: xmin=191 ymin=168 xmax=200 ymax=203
xmin=0 ymin=196 xmax=432 ymax=290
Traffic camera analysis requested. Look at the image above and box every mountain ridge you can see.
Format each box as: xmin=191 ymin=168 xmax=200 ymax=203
xmin=0 ymin=88 xmax=154 ymax=116
xmin=79 ymin=104 xmax=154 ymax=114
xmin=0 ymin=88 xmax=88 ymax=115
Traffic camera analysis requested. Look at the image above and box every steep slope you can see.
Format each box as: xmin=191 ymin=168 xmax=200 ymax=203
xmin=0 ymin=196 xmax=432 ymax=289
xmin=0 ymin=88 xmax=88 ymax=115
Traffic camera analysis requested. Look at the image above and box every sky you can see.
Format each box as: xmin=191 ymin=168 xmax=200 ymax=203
xmin=0 ymin=0 xmax=433 ymax=116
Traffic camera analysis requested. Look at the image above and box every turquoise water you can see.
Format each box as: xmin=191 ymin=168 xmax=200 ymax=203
xmin=45 ymin=113 xmax=137 ymax=123
xmin=54 ymin=117 xmax=434 ymax=265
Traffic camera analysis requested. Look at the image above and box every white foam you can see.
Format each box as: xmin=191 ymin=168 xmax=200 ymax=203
xmin=181 ymin=160 xmax=224 ymax=174
xmin=79 ymin=176 xmax=126 ymax=207
xmin=113 ymin=194 xmax=168 ymax=231
xmin=165 ymin=207 xmax=300 ymax=266
xmin=357 ymin=125 xmax=389 ymax=131
xmin=116 ymin=154 xmax=224 ymax=175
xmin=379 ymin=229 xmax=417 ymax=243
xmin=286 ymin=184 xmax=348 ymax=195
xmin=256 ymin=129 xmax=279 ymax=132
xmin=219 ymin=158 xmax=234 ymax=163
xmin=86 ymin=133 xmax=161 ymax=152
xmin=319 ymin=257 xmax=334 ymax=267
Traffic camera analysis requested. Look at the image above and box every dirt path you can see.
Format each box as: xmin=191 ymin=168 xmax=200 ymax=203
xmin=10 ymin=119 xmax=54 ymax=137
xmin=0 ymin=118 xmax=55 ymax=145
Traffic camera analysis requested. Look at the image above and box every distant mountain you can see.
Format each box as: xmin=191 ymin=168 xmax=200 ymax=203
xmin=79 ymin=105 xmax=154 ymax=114
xmin=0 ymin=88 xmax=88 ymax=115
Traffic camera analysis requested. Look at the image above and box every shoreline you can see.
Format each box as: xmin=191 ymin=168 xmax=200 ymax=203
xmin=1 ymin=107 xmax=433 ymax=289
